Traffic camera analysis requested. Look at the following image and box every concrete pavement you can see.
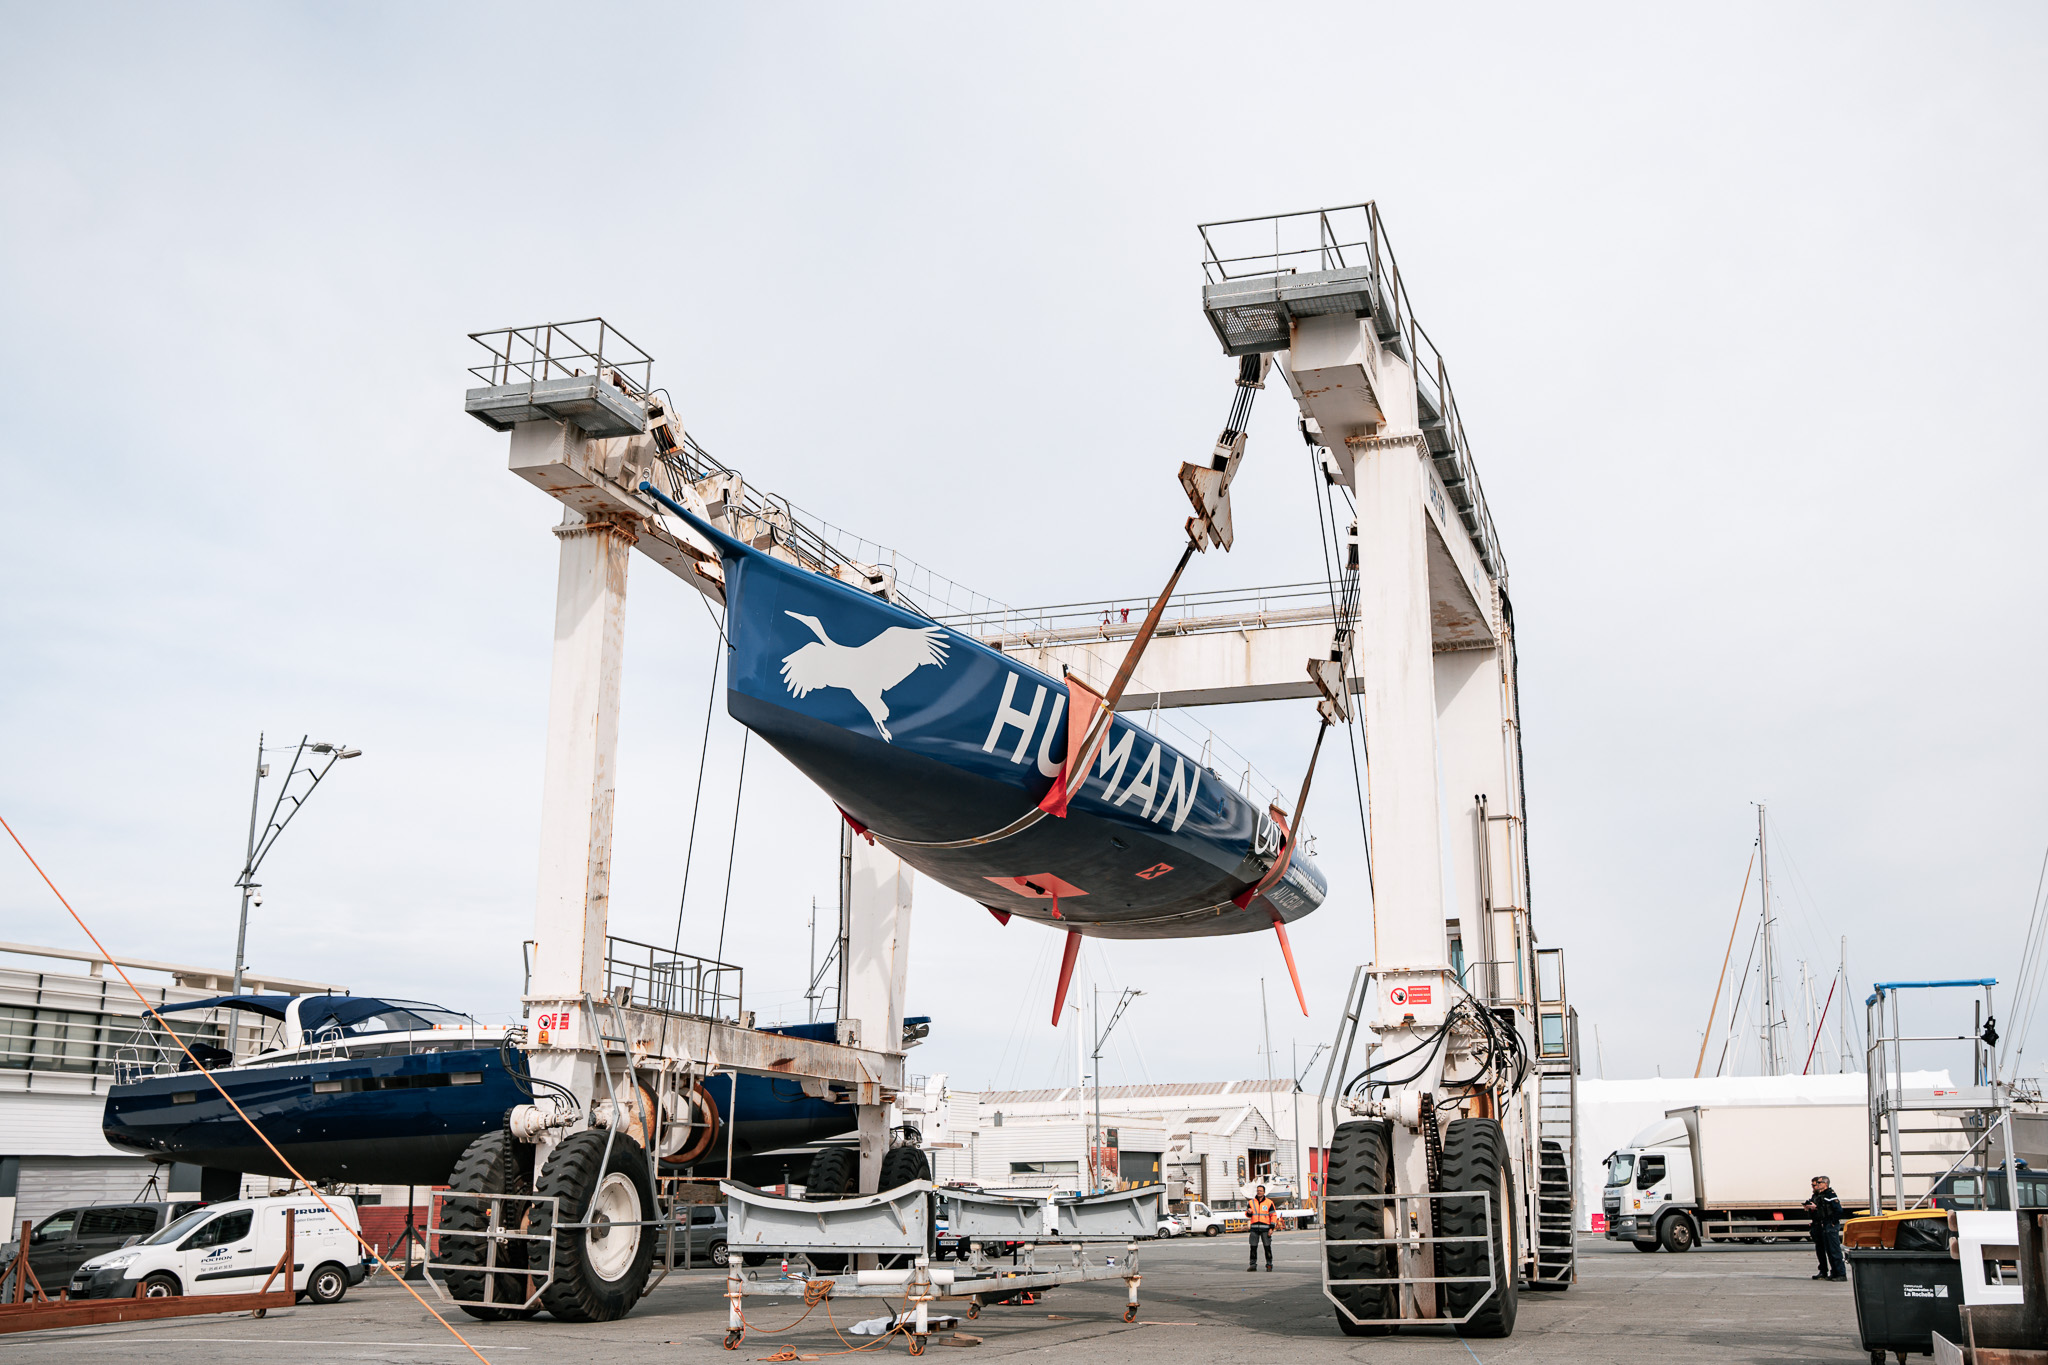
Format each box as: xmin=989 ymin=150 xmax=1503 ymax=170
xmin=3 ymin=1232 xmax=1870 ymax=1363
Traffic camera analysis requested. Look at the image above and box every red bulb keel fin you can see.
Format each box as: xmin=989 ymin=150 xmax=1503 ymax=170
xmin=1273 ymin=916 xmax=1309 ymax=1017
xmin=1051 ymin=929 xmax=1082 ymax=1025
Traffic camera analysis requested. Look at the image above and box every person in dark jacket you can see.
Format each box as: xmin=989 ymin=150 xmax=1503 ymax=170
xmin=1803 ymin=1175 xmax=1846 ymax=1280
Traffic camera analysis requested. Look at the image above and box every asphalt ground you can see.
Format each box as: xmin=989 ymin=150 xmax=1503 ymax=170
xmin=5 ymin=1231 xmax=1871 ymax=1363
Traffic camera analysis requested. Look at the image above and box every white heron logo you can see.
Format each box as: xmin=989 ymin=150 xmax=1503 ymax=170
xmin=779 ymin=611 xmax=950 ymax=743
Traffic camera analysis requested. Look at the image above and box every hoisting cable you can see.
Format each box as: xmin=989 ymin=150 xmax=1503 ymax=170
xmin=1305 ymin=439 xmax=1375 ymax=889
xmin=0 ymin=815 xmax=493 ymax=1365
xmin=715 ymin=731 xmax=751 ymax=966
xmin=672 ymin=639 xmax=725 ymax=963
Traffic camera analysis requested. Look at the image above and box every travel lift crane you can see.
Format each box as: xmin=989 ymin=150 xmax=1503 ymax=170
xmin=446 ymin=320 xmax=927 ymax=1323
xmin=1144 ymin=203 xmax=1578 ymax=1336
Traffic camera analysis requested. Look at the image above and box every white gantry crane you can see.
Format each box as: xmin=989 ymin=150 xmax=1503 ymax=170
xmin=448 ymin=321 xmax=924 ymax=1323
xmin=1010 ymin=204 xmax=1578 ymax=1336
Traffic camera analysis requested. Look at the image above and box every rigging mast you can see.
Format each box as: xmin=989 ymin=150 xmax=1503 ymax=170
xmin=1758 ymin=804 xmax=1783 ymax=1076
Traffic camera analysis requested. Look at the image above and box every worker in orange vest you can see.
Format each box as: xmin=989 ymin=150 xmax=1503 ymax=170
xmin=1246 ymin=1184 xmax=1279 ymax=1271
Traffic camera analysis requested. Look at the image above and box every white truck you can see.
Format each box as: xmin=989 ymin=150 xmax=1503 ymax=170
xmin=1184 ymin=1200 xmax=1318 ymax=1236
xmin=1602 ymin=1104 xmax=1871 ymax=1252
xmin=65 ymin=1195 xmax=369 ymax=1302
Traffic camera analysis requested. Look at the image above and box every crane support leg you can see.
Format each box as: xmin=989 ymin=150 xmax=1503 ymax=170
xmin=841 ymin=830 xmax=915 ymax=1194
xmin=524 ymin=505 xmax=638 ymax=1128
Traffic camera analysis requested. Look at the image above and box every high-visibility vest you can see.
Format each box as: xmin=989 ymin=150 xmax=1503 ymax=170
xmin=1247 ymin=1197 xmax=1279 ymax=1228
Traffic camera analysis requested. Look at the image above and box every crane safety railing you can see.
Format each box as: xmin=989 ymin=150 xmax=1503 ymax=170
xmin=939 ymin=579 xmax=1347 ymax=650
xmin=1197 ymin=203 xmax=1507 ymax=582
xmin=603 ymin=936 xmax=743 ymax=1022
xmin=468 ymin=318 xmax=655 ymax=396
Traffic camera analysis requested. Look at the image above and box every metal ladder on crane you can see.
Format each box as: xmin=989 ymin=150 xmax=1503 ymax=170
xmin=1532 ymin=948 xmax=1578 ymax=1287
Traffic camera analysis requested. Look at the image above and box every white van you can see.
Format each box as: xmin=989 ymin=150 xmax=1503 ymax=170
xmin=68 ymin=1195 xmax=370 ymax=1304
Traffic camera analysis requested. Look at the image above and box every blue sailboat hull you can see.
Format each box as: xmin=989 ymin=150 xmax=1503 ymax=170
xmin=663 ymin=497 xmax=1327 ymax=939
xmin=102 ymin=1046 xmax=852 ymax=1186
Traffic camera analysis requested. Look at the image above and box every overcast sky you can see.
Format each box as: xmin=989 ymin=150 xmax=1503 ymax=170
xmin=4 ymin=3 xmax=2044 ymax=1097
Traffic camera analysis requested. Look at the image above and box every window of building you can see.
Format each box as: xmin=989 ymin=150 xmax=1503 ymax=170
xmin=1009 ymin=1161 xmax=1078 ymax=1175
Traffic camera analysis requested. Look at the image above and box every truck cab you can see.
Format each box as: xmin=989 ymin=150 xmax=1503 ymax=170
xmin=1602 ymin=1119 xmax=1696 ymax=1250
xmin=1930 ymin=1166 xmax=2047 ymax=1211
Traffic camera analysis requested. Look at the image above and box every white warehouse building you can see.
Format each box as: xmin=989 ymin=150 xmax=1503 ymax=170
xmin=903 ymin=1076 xmax=1325 ymax=1209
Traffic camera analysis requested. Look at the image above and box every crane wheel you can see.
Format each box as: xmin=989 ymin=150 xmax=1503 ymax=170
xmin=1325 ymin=1117 xmax=1395 ymax=1335
xmin=1438 ymin=1117 xmax=1518 ymax=1338
xmin=807 ymin=1146 xmax=858 ymax=1196
xmin=443 ymin=1129 xmax=538 ymax=1320
xmin=880 ymin=1144 xmax=931 ymax=1188
xmin=534 ymin=1130 xmax=657 ymax=1322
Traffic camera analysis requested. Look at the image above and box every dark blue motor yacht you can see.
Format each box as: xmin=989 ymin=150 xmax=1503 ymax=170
xmin=102 ymin=994 xmax=866 ymax=1187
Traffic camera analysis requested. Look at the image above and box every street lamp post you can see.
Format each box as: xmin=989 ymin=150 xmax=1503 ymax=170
xmin=1090 ymin=986 xmax=1143 ymax=1193
xmin=231 ymin=732 xmax=362 ymax=996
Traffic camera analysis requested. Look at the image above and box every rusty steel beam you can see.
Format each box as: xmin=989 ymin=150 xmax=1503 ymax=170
xmin=524 ymin=998 xmax=905 ymax=1100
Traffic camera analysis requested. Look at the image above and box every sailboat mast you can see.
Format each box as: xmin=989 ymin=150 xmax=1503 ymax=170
xmin=1759 ymin=804 xmax=1782 ymax=1076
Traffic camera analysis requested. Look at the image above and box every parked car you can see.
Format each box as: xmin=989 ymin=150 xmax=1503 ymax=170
xmin=67 ymin=1195 xmax=368 ymax=1303
xmin=1154 ymin=1213 xmax=1189 ymax=1238
xmin=672 ymin=1203 xmax=732 ymax=1266
xmin=1 ymin=1199 xmax=207 ymax=1296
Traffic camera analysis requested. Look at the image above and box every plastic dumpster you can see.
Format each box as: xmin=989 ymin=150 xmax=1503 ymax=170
xmin=1846 ymin=1247 xmax=1965 ymax=1363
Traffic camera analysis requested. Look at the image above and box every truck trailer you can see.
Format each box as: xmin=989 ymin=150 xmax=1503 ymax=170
xmin=1604 ymin=1104 xmax=1872 ymax=1252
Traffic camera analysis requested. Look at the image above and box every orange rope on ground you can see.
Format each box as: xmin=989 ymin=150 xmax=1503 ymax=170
xmin=1 ymin=815 xmax=492 ymax=1364
xmin=730 ymin=1279 xmax=915 ymax=1357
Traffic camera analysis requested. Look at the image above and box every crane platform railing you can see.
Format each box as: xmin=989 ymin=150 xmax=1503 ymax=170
xmin=1197 ymin=203 xmax=1507 ymax=583
xmin=940 ymin=579 xmax=1348 ymax=650
xmin=603 ymin=936 xmax=743 ymax=1023
xmin=468 ymin=318 xmax=655 ymax=396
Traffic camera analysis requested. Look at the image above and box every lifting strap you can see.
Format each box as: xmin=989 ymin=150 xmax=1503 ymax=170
xmin=880 ymin=539 xmax=1198 ymax=851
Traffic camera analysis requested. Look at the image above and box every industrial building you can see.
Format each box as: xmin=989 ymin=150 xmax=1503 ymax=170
xmin=0 ymin=941 xmax=339 ymax=1229
xmin=902 ymin=1076 xmax=1318 ymax=1207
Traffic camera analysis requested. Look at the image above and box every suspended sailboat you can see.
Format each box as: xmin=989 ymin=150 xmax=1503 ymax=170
xmin=640 ymin=357 xmax=1335 ymax=1021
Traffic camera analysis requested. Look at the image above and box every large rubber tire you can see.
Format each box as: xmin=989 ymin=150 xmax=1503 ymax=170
xmin=1438 ymin=1117 xmax=1518 ymax=1339
xmin=442 ymin=1130 xmax=537 ymax=1321
xmin=535 ymin=1130 xmax=658 ymax=1323
xmin=1658 ymin=1214 xmax=1696 ymax=1253
xmin=798 ymin=1146 xmax=860 ymax=1273
xmin=141 ymin=1272 xmax=181 ymax=1298
xmin=1324 ymin=1118 xmax=1395 ymax=1335
xmin=877 ymin=1145 xmax=935 ymax=1268
xmin=807 ymin=1146 xmax=857 ymax=1196
xmin=879 ymin=1145 xmax=931 ymax=1189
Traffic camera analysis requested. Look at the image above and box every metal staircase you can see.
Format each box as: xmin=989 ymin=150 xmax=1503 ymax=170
xmin=1532 ymin=948 xmax=1577 ymax=1287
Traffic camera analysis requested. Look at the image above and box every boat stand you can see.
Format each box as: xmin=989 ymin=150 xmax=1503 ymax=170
xmin=720 ymin=1181 xmax=1157 ymax=1351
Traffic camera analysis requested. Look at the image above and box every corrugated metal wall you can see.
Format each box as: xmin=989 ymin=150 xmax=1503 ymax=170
xmin=14 ymin=1156 xmax=160 ymax=1226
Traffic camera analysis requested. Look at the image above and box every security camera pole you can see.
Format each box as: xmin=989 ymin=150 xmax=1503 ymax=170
xmin=231 ymin=732 xmax=361 ymax=996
